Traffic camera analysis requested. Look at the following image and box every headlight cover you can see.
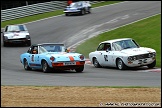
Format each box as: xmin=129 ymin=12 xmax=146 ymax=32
xmin=127 ymin=56 xmax=137 ymax=61
xmin=26 ymin=35 xmax=30 ymax=39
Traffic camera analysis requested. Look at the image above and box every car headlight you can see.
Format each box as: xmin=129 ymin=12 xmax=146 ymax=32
xmin=50 ymin=56 xmax=55 ymax=61
xmin=148 ymin=52 xmax=156 ymax=58
xmin=128 ymin=56 xmax=137 ymax=61
xmin=26 ymin=35 xmax=30 ymax=39
xmin=79 ymin=55 xmax=84 ymax=60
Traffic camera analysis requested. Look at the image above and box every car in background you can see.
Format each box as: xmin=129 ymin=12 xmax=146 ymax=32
xmin=20 ymin=43 xmax=85 ymax=73
xmin=2 ymin=24 xmax=31 ymax=47
xmin=89 ymin=38 xmax=156 ymax=70
xmin=64 ymin=1 xmax=91 ymax=16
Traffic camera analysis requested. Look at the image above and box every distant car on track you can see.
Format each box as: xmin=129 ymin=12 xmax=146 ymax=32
xmin=64 ymin=1 xmax=91 ymax=16
xmin=2 ymin=24 xmax=31 ymax=47
xmin=20 ymin=43 xmax=85 ymax=73
xmin=89 ymin=38 xmax=156 ymax=70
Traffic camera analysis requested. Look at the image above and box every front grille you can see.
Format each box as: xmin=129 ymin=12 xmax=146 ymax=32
xmin=136 ymin=53 xmax=149 ymax=59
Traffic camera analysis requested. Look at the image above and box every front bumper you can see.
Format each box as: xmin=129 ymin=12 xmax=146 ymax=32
xmin=125 ymin=58 xmax=156 ymax=67
xmin=4 ymin=38 xmax=30 ymax=43
xmin=51 ymin=61 xmax=85 ymax=69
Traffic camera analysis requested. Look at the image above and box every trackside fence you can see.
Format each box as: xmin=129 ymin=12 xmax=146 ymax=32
xmin=1 ymin=1 xmax=104 ymax=22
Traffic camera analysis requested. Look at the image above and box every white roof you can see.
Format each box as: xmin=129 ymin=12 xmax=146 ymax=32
xmin=100 ymin=38 xmax=133 ymax=44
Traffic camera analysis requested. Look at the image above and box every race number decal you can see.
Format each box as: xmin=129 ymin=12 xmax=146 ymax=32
xmin=104 ymin=55 xmax=108 ymax=61
xmin=31 ymin=55 xmax=34 ymax=62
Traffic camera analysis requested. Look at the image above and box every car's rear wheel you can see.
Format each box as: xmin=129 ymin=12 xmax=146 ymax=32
xmin=117 ymin=58 xmax=127 ymax=70
xmin=147 ymin=60 xmax=156 ymax=68
xmin=75 ymin=66 xmax=84 ymax=72
xmin=93 ymin=58 xmax=101 ymax=68
xmin=24 ymin=59 xmax=31 ymax=70
xmin=42 ymin=60 xmax=51 ymax=73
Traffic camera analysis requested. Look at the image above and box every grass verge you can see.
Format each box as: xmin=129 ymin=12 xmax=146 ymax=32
xmin=75 ymin=14 xmax=161 ymax=67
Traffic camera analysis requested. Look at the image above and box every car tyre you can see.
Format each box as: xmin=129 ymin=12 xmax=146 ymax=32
xmin=93 ymin=58 xmax=101 ymax=68
xmin=65 ymin=13 xmax=69 ymax=16
xmin=75 ymin=66 xmax=84 ymax=72
xmin=81 ymin=9 xmax=85 ymax=15
xmin=117 ymin=58 xmax=127 ymax=70
xmin=42 ymin=60 xmax=51 ymax=73
xmin=3 ymin=41 xmax=7 ymax=47
xmin=88 ymin=8 xmax=91 ymax=13
xmin=27 ymin=40 xmax=31 ymax=46
xmin=24 ymin=59 xmax=31 ymax=70
xmin=147 ymin=60 xmax=156 ymax=68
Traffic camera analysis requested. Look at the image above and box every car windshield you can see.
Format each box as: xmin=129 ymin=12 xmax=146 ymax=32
xmin=6 ymin=25 xmax=28 ymax=32
xmin=70 ymin=2 xmax=82 ymax=8
xmin=112 ymin=39 xmax=139 ymax=51
xmin=39 ymin=44 xmax=66 ymax=53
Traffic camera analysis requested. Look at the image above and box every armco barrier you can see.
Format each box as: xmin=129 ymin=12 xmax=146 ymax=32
xmin=1 ymin=1 xmax=104 ymax=22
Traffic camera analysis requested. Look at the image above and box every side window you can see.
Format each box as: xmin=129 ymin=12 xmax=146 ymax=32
xmin=32 ymin=46 xmax=38 ymax=54
xmin=103 ymin=43 xmax=111 ymax=51
xmin=97 ymin=43 xmax=104 ymax=51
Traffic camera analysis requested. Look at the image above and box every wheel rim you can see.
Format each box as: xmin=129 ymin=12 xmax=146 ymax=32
xmin=43 ymin=62 xmax=47 ymax=72
xmin=94 ymin=59 xmax=98 ymax=67
xmin=82 ymin=10 xmax=84 ymax=14
xmin=118 ymin=59 xmax=123 ymax=69
xmin=24 ymin=61 xmax=28 ymax=69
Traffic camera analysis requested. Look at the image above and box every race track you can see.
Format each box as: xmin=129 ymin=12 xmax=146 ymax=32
xmin=1 ymin=1 xmax=161 ymax=87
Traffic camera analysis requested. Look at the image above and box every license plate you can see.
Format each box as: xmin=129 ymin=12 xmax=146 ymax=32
xmin=64 ymin=62 xmax=76 ymax=65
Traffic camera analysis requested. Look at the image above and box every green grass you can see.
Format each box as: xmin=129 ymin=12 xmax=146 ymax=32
xmin=75 ymin=14 xmax=161 ymax=67
xmin=1 ymin=1 xmax=122 ymax=28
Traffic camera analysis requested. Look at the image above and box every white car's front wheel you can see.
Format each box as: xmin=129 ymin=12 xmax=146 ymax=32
xmin=93 ymin=58 xmax=101 ymax=68
xmin=117 ymin=58 xmax=127 ymax=70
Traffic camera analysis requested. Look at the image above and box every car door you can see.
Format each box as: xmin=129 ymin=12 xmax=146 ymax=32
xmin=95 ymin=43 xmax=107 ymax=66
xmin=98 ymin=43 xmax=113 ymax=67
xmin=28 ymin=45 xmax=41 ymax=68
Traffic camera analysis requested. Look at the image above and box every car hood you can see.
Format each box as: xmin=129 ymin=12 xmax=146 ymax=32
xmin=120 ymin=47 xmax=156 ymax=56
xmin=46 ymin=52 xmax=85 ymax=61
xmin=4 ymin=31 xmax=29 ymax=39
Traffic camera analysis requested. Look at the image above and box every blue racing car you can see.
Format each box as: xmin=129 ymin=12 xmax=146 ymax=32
xmin=20 ymin=43 xmax=85 ymax=73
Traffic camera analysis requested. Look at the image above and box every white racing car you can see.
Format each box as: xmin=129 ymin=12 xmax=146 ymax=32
xmin=64 ymin=1 xmax=91 ymax=16
xmin=89 ymin=38 xmax=156 ymax=70
xmin=2 ymin=24 xmax=31 ymax=47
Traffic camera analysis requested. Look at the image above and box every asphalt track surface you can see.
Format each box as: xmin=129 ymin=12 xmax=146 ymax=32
xmin=1 ymin=1 xmax=161 ymax=87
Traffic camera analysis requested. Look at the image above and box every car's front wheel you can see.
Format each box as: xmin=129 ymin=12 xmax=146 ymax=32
xmin=93 ymin=58 xmax=101 ymax=68
xmin=75 ymin=66 xmax=84 ymax=72
xmin=3 ymin=41 xmax=7 ymax=47
xmin=24 ymin=59 xmax=31 ymax=70
xmin=80 ymin=9 xmax=85 ymax=15
xmin=88 ymin=7 xmax=91 ymax=13
xmin=42 ymin=60 xmax=51 ymax=73
xmin=117 ymin=58 xmax=127 ymax=70
xmin=147 ymin=60 xmax=156 ymax=68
